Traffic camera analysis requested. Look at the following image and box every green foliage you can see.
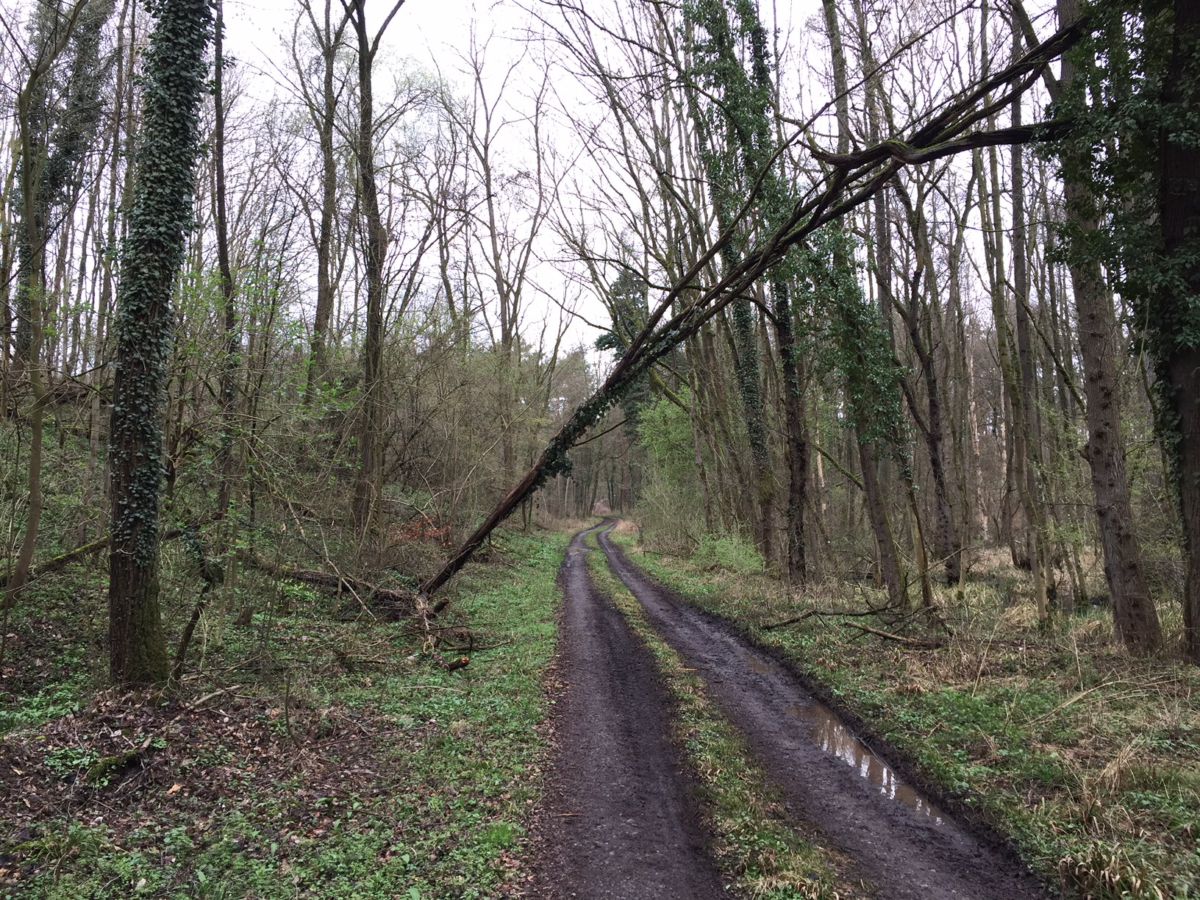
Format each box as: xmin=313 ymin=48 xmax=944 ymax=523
xmin=0 ymin=671 xmax=86 ymax=734
xmin=804 ymin=227 xmax=908 ymax=455
xmin=637 ymin=394 xmax=696 ymax=484
xmin=13 ymin=0 xmax=116 ymax=353
xmin=595 ymin=267 xmax=653 ymax=436
xmin=692 ymin=533 xmax=765 ymax=575
xmin=108 ymin=0 xmax=214 ymax=563
xmin=635 ymin=393 xmax=707 ymax=551
xmin=10 ymin=530 xmax=568 ymax=898
xmin=682 ymin=0 xmax=780 ymax=473
xmin=42 ymin=745 xmax=100 ymax=780
xmin=1052 ymin=1 xmax=1200 ymax=468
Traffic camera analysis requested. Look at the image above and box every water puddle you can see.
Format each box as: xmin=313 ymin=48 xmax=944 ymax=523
xmin=789 ymin=702 xmax=944 ymax=825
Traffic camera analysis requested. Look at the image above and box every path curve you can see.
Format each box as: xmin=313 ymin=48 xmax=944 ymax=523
xmin=598 ymin=524 xmax=1046 ymax=900
xmin=531 ymin=525 xmax=729 ymax=899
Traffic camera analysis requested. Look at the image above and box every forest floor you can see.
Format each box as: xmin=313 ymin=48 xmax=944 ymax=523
xmin=2 ymin=519 xmax=1197 ymax=899
xmin=613 ymin=524 xmax=1200 ymax=899
xmin=0 ymin=528 xmax=569 ymax=898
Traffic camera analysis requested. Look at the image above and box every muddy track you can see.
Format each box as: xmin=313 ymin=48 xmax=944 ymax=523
xmin=530 ymin=525 xmax=729 ymax=899
xmin=597 ymin=525 xmax=1048 ymax=900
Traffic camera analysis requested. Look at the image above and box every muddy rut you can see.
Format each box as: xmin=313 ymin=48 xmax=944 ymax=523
xmin=531 ymin=526 xmax=729 ymax=899
xmin=595 ymin=524 xmax=1047 ymax=900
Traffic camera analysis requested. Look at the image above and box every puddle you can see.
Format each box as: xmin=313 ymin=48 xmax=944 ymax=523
xmin=789 ymin=702 xmax=944 ymax=825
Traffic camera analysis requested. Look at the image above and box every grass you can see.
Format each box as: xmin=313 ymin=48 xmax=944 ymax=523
xmin=0 ymin=527 xmax=568 ymax=899
xmin=613 ymin=531 xmax=1200 ymax=900
xmin=582 ymin=530 xmax=859 ymax=899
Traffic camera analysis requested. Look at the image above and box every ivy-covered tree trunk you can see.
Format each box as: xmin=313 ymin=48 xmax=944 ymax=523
xmin=822 ymin=0 xmax=907 ymax=608
xmin=732 ymin=285 xmax=774 ymax=563
xmin=108 ymin=0 xmax=212 ymax=685
xmin=1159 ymin=0 xmax=1200 ymax=662
xmin=8 ymin=0 xmax=114 ymax=606
xmin=1056 ymin=0 xmax=1162 ymax=653
xmin=683 ymin=0 xmax=776 ymax=566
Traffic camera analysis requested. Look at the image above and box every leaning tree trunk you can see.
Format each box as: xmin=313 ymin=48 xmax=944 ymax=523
xmin=421 ymin=19 xmax=1083 ymax=604
xmin=108 ymin=0 xmax=213 ymax=685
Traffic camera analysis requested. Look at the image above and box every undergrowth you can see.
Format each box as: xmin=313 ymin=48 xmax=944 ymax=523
xmin=0 ymin=528 xmax=567 ymax=898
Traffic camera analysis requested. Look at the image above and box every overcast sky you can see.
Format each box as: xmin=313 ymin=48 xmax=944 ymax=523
xmin=220 ymin=0 xmax=826 ymax=358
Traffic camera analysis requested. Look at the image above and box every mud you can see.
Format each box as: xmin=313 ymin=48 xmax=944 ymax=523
xmin=597 ymin=525 xmax=1046 ymax=900
xmin=786 ymin=700 xmax=944 ymax=825
xmin=530 ymin=526 xmax=729 ymax=899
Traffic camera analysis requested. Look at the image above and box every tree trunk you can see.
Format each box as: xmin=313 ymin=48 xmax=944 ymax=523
xmin=825 ymin=0 xmax=906 ymax=607
xmin=108 ymin=0 xmax=213 ymax=685
xmin=1057 ymin=0 xmax=1162 ymax=652
xmin=858 ymin=437 xmax=905 ymax=607
xmin=303 ymin=0 xmax=347 ymax=404
xmin=1159 ymin=0 xmax=1200 ymax=662
xmin=214 ymin=0 xmax=239 ymax=524
xmin=1009 ymin=41 xmax=1051 ymax=624
xmin=6 ymin=132 xmax=47 ymax=605
xmin=774 ymin=279 xmax=808 ymax=582
xmin=349 ymin=0 xmax=388 ymax=533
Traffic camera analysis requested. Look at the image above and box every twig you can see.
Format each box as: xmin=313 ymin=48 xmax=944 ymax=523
xmin=842 ymin=622 xmax=945 ymax=648
xmin=763 ymin=605 xmax=894 ymax=630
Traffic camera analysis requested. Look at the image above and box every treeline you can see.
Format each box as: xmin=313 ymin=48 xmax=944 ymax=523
xmin=447 ymin=0 xmax=1199 ymax=659
xmin=0 ymin=0 xmax=1197 ymax=683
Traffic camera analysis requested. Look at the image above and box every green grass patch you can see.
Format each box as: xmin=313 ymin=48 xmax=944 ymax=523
xmin=2 ymin=528 xmax=568 ymax=899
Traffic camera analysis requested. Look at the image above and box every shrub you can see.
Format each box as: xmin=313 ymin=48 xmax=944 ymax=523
xmin=692 ymin=533 xmax=764 ymax=575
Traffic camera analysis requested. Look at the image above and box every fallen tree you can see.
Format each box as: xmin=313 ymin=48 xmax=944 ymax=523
xmin=240 ymin=553 xmax=416 ymax=617
xmin=420 ymin=20 xmax=1083 ymax=604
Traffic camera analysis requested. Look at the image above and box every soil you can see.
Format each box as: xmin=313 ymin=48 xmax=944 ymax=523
xmin=529 ymin=525 xmax=730 ymax=899
xmin=0 ymin=688 xmax=404 ymax=892
xmin=596 ymin=524 xmax=1048 ymax=900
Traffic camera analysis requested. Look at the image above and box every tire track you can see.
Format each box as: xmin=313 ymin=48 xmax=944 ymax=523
xmin=531 ymin=525 xmax=729 ymax=899
xmin=597 ymin=524 xmax=1046 ymax=900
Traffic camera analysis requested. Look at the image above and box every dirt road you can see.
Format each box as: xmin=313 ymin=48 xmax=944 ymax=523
xmin=531 ymin=526 xmax=729 ymax=899
xmin=596 ymin=524 xmax=1046 ymax=900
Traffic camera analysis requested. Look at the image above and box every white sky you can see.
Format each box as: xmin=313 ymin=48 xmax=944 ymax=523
xmin=224 ymin=0 xmax=609 ymax=354
xmin=220 ymin=0 xmax=824 ymax=358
